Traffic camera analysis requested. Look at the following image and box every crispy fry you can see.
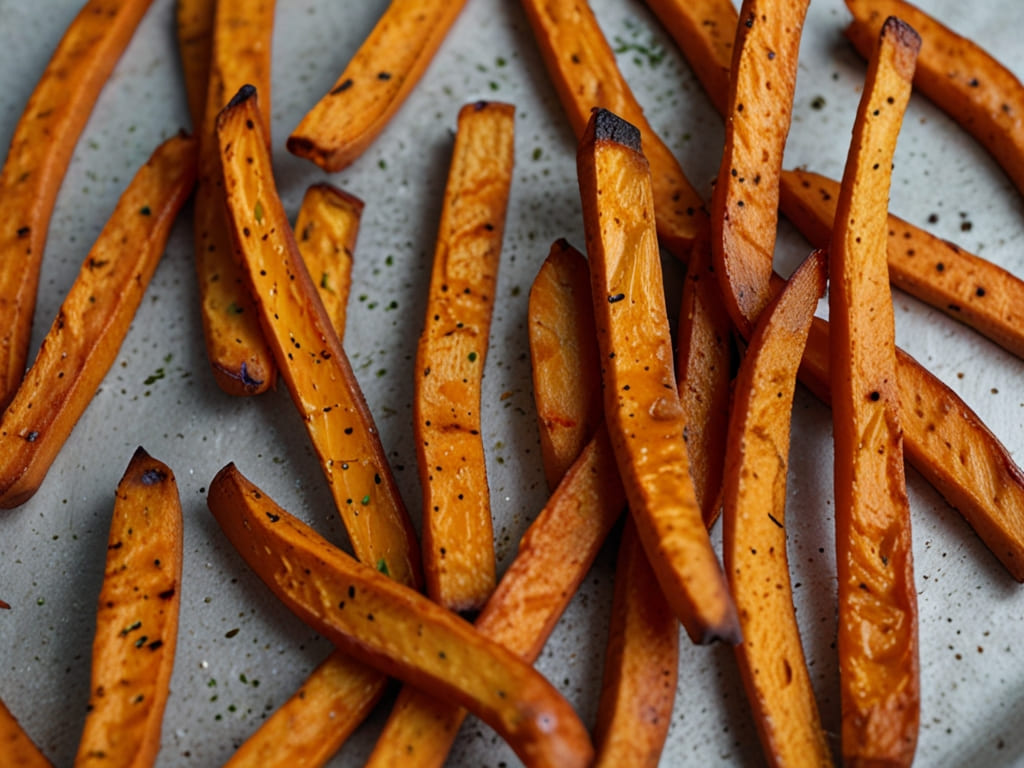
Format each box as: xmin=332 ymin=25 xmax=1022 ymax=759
xmin=1 ymin=698 xmax=52 ymax=767
xmin=193 ymin=0 xmax=276 ymax=396
xmin=780 ymin=168 xmax=1024 ymax=359
xmin=175 ymin=0 xmax=215 ymax=129
xmin=528 ymin=239 xmax=602 ymax=490
xmin=216 ymin=85 xmax=421 ymax=588
xmin=295 ymin=184 xmax=364 ymax=341
xmin=520 ymin=0 xmax=706 ymax=259
xmin=592 ymin=518 xmax=678 ymax=768
xmin=287 ymin=0 xmax=469 ymax=171
xmin=0 ymin=134 xmax=196 ymax=509
xmin=0 ymin=0 xmax=155 ymax=411
xmin=723 ymin=251 xmax=832 ymax=767
xmin=577 ymin=108 xmax=739 ymax=644
xmin=414 ymin=101 xmax=514 ymax=611
xmin=710 ymin=0 xmax=810 ymax=335
xmin=207 ymin=464 xmax=595 ymax=768
xmin=74 ymin=448 xmax=183 ymax=768
xmin=829 ymin=18 xmax=921 ymax=765
xmin=846 ymin=0 xmax=1024 ymax=196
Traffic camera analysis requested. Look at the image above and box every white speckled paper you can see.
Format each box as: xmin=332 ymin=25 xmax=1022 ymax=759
xmin=1 ymin=0 xmax=1022 ymax=765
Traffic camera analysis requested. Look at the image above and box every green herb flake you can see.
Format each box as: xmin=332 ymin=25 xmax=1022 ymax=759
xmin=120 ymin=620 xmax=142 ymax=636
xmin=532 ymin=147 xmax=543 ymax=161
xmin=139 ymin=205 xmax=152 ymax=216
xmin=36 ymin=597 xmax=45 ymax=606
xmin=376 ymin=558 xmax=390 ymax=576
xmin=361 ymin=495 xmax=371 ymax=506
xmin=144 ymin=368 xmax=166 ymax=386
xmin=254 ymin=201 xmax=264 ymax=223
xmin=320 ymin=272 xmax=333 ymax=291
xmin=226 ymin=302 xmax=244 ymax=315
xmin=468 ymin=351 xmax=478 ymax=362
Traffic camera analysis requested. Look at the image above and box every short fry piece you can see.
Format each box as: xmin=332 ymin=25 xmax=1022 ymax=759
xmin=175 ymin=0 xmax=215 ymax=129
xmin=216 ymin=85 xmax=421 ymax=589
xmin=207 ymin=465 xmax=595 ymax=768
xmin=295 ymin=184 xmax=364 ymax=340
xmin=710 ymin=0 xmax=810 ymax=335
xmin=577 ymin=108 xmax=739 ymax=644
xmin=193 ymin=0 xmax=277 ymax=396
xmin=0 ymin=134 xmax=197 ymax=509
xmin=288 ymin=0 xmax=469 ymax=171
xmin=1 ymin=698 xmax=52 ymax=767
xmin=415 ymin=101 xmax=514 ymax=611
xmin=723 ymin=251 xmax=832 ymax=767
xmin=0 ymin=0 xmax=155 ymax=411
xmin=520 ymin=0 xmax=706 ymax=259
xmin=830 ymin=18 xmax=921 ymax=765
xmin=75 ymin=448 xmax=183 ymax=768
xmin=846 ymin=0 xmax=1024 ymax=196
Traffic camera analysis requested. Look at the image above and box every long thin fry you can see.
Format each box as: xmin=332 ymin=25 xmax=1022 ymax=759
xmin=723 ymin=251 xmax=832 ymax=767
xmin=207 ymin=464 xmax=595 ymax=768
xmin=216 ymin=84 xmax=422 ymax=588
xmin=1 ymin=698 xmax=52 ymax=767
xmin=175 ymin=0 xmax=215 ymax=130
xmin=0 ymin=0 xmax=155 ymax=411
xmin=415 ymin=101 xmax=514 ymax=611
xmin=577 ymin=108 xmax=739 ymax=644
xmin=193 ymin=0 xmax=276 ymax=396
xmin=520 ymin=0 xmax=706 ymax=259
xmin=0 ymin=134 xmax=197 ymax=509
xmin=830 ymin=17 xmax=921 ymax=764
xmin=287 ymin=0 xmax=469 ymax=172
xmin=74 ymin=448 xmax=183 ymax=768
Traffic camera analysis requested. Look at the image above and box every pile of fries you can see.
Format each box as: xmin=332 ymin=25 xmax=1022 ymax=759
xmin=2 ymin=0 xmax=1023 ymax=765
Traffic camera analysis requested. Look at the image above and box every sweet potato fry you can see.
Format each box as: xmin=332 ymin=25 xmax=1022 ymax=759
xmin=0 ymin=134 xmax=197 ymax=509
xmin=1 ymin=698 xmax=52 ymax=768
xmin=780 ymin=168 xmax=1024 ymax=359
xmin=0 ymin=0 xmax=155 ymax=411
xmin=207 ymin=464 xmax=595 ymax=768
xmin=295 ymin=184 xmax=364 ymax=341
xmin=216 ymin=85 xmax=421 ymax=588
xmin=520 ymin=0 xmax=706 ymax=259
xmin=722 ymin=251 xmax=832 ymax=767
xmin=192 ymin=0 xmax=276 ymax=396
xmin=528 ymin=239 xmax=602 ymax=490
xmin=577 ymin=108 xmax=739 ymax=644
xmin=846 ymin=0 xmax=1024 ymax=196
xmin=710 ymin=0 xmax=810 ymax=335
xmin=75 ymin=448 xmax=183 ymax=768
xmin=287 ymin=0 xmax=469 ymax=172
xmin=829 ymin=18 xmax=921 ymax=765
xmin=414 ymin=101 xmax=514 ymax=611
xmin=592 ymin=518 xmax=678 ymax=768
xmin=175 ymin=0 xmax=215 ymax=129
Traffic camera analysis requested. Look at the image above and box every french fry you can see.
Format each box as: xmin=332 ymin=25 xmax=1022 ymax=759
xmin=74 ymin=448 xmax=183 ymax=767
xmin=295 ymin=184 xmax=364 ymax=341
xmin=780 ymin=168 xmax=1024 ymax=359
xmin=520 ymin=0 xmax=706 ymax=259
xmin=846 ymin=0 xmax=1024 ymax=196
xmin=207 ymin=464 xmax=595 ymax=768
xmin=0 ymin=134 xmax=197 ymax=509
xmin=0 ymin=0 xmax=155 ymax=411
xmin=1 ymin=698 xmax=52 ymax=768
xmin=287 ymin=0 xmax=469 ymax=172
xmin=710 ymin=0 xmax=811 ymax=335
xmin=415 ymin=101 xmax=514 ymax=611
xmin=722 ymin=251 xmax=832 ymax=767
xmin=175 ymin=0 xmax=215 ymax=130
xmin=577 ymin=108 xmax=739 ymax=644
xmin=215 ymin=84 xmax=422 ymax=588
xmin=829 ymin=18 xmax=921 ymax=764
xmin=192 ymin=0 xmax=277 ymax=396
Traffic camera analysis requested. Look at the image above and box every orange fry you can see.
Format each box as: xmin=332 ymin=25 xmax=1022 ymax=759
xmin=1 ymin=698 xmax=52 ymax=767
xmin=175 ymin=0 xmax=215 ymax=129
xmin=207 ymin=465 xmax=595 ymax=768
xmin=288 ymin=0 xmax=469 ymax=172
xmin=0 ymin=134 xmax=197 ymax=509
xmin=0 ymin=0 xmax=155 ymax=411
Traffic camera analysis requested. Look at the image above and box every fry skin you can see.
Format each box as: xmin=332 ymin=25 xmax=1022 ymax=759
xmin=0 ymin=0 xmax=155 ymax=411
xmin=578 ymin=108 xmax=739 ymax=645
xmin=288 ymin=0 xmax=469 ymax=171
xmin=415 ymin=101 xmax=514 ymax=611
xmin=0 ymin=134 xmax=197 ymax=509
xmin=207 ymin=465 xmax=595 ymax=768
xmin=829 ymin=18 xmax=921 ymax=765
xmin=723 ymin=251 xmax=832 ymax=768
xmin=74 ymin=448 xmax=183 ymax=768
xmin=1 ymin=698 xmax=53 ymax=768
xmin=216 ymin=85 xmax=421 ymax=589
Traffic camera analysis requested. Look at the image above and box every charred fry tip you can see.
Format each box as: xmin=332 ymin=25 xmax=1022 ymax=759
xmin=586 ymin=108 xmax=642 ymax=152
xmin=0 ymin=599 xmax=10 ymax=610
xmin=880 ymin=16 xmax=922 ymax=77
xmin=130 ymin=446 xmax=152 ymax=463
xmin=227 ymin=83 xmax=258 ymax=110
xmin=307 ymin=182 xmax=366 ymax=212
xmin=701 ymin=619 xmax=743 ymax=646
